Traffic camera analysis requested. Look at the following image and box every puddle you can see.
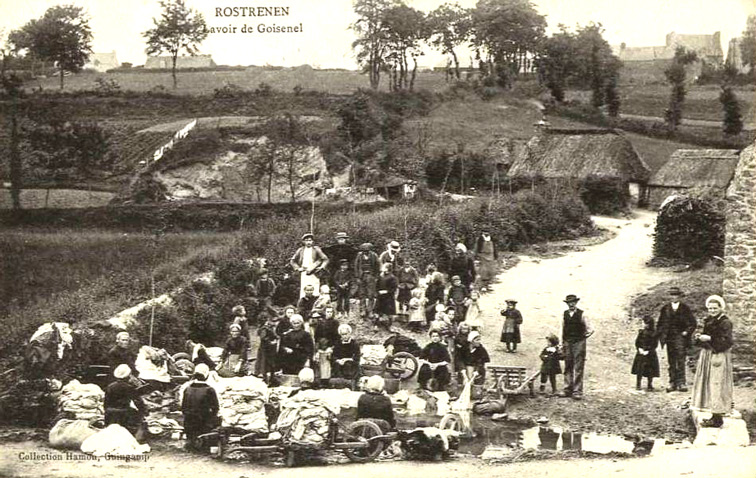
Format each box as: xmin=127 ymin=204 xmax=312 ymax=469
xmin=338 ymin=411 xmax=655 ymax=457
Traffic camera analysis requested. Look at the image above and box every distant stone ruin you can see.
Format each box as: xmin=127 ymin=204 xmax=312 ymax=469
xmin=723 ymin=141 xmax=756 ymax=355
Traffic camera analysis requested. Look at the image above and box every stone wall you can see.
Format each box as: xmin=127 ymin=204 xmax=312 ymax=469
xmin=724 ymin=142 xmax=756 ymax=355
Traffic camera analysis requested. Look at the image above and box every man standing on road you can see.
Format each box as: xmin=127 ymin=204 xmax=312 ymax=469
xmin=561 ymin=294 xmax=593 ymax=400
xmin=656 ymin=287 xmax=696 ymax=392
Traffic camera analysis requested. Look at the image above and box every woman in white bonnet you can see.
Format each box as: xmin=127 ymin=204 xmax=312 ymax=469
xmin=691 ymin=295 xmax=734 ymax=428
xmin=356 ymin=375 xmax=396 ymax=432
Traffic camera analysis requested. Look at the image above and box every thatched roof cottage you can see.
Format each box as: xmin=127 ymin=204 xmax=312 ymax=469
xmin=506 ymin=128 xmax=650 ymax=212
xmin=646 ymin=149 xmax=740 ymax=207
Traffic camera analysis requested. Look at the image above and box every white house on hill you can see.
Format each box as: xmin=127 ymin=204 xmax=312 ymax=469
xmin=84 ymin=51 xmax=119 ymax=72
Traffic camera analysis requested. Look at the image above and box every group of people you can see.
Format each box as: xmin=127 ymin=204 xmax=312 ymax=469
xmin=531 ymin=288 xmax=735 ymax=429
xmin=629 ymin=288 xmax=734 ymax=428
xmin=288 ymin=232 xmax=498 ymax=328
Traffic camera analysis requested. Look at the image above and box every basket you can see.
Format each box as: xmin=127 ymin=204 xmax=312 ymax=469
xmin=384 ymin=378 xmax=400 ymax=394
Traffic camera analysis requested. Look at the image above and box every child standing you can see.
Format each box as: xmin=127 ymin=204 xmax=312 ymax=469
xmin=396 ymin=262 xmax=419 ymax=315
xmin=500 ymin=299 xmax=523 ymax=353
xmin=313 ymin=338 xmax=333 ymax=388
xmin=631 ymin=316 xmax=660 ymax=391
xmin=332 ymin=259 xmax=354 ymax=319
xmin=407 ymin=288 xmax=427 ymax=332
xmin=465 ymin=290 xmax=483 ymax=331
xmin=447 ymin=275 xmax=470 ymax=324
xmin=539 ymin=334 xmax=563 ymax=395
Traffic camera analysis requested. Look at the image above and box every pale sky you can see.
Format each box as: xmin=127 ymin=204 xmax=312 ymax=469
xmin=1 ymin=0 xmax=754 ymax=69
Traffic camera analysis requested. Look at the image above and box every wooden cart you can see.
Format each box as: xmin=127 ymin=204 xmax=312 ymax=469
xmin=486 ymin=365 xmax=541 ymax=400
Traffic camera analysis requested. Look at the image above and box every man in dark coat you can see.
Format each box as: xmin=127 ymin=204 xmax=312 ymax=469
xmin=448 ymin=243 xmax=476 ymax=290
xmin=354 ymin=243 xmax=380 ymax=319
xmin=561 ymin=295 xmax=593 ymax=400
xmin=181 ymin=364 xmax=220 ymax=451
xmin=104 ymin=365 xmax=148 ymax=439
xmin=656 ymin=287 xmax=697 ymax=392
xmin=322 ymin=232 xmax=358 ymax=281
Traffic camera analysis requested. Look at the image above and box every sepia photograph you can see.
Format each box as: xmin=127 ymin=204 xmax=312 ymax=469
xmin=0 ymin=0 xmax=754 ymax=477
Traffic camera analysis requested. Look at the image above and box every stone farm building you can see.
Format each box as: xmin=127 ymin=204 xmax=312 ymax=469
xmin=614 ymin=31 xmax=724 ymax=83
xmin=505 ymin=128 xmax=651 ymax=212
xmin=646 ymin=149 xmax=741 ymax=208
xmin=84 ymin=51 xmax=119 ymax=72
xmin=144 ymin=55 xmax=216 ymax=69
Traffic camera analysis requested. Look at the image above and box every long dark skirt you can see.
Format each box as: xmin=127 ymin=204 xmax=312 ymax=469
xmin=631 ymin=351 xmax=660 ymax=378
xmin=376 ymin=293 xmax=396 ymax=316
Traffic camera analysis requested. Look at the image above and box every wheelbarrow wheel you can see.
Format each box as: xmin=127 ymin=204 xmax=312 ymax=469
xmin=172 ymin=352 xmax=192 ymax=362
xmin=344 ymin=419 xmax=384 ymax=463
xmin=384 ymin=352 xmax=418 ymax=380
xmin=438 ymin=413 xmax=465 ymax=434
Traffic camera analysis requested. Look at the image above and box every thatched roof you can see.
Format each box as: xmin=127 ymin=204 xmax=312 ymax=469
xmin=649 ymin=149 xmax=740 ymax=188
xmin=506 ymin=128 xmax=651 ymax=182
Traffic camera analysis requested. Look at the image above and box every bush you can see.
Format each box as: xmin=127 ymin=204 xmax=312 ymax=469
xmin=653 ymin=195 xmax=725 ymax=264
xmin=213 ymin=83 xmax=247 ymax=99
xmin=579 ymin=176 xmax=630 ymax=215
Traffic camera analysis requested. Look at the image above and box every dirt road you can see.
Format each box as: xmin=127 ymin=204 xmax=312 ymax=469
xmin=475 ymin=210 xmax=700 ymax=439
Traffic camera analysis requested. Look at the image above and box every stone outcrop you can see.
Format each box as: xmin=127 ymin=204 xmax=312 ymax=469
xmin=723 ymin=142 xmax=756 ymax=355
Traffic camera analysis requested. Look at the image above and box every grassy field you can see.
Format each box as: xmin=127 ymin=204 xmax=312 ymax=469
xmin=0 ymin=188 xmax=115 ymax=209
xmin=568 ymin=84 xmax=756 ymax=124
xmin=0 ymin=228 xmax=244 ymax=357
xmin=29 ymin=68 xmax=452 ymax=96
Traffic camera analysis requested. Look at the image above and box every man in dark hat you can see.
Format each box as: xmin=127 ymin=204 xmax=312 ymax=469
xmin=289 ymin=233 xmax=329 ymax=299
xmin=656 ymin=287 xmax=696 ymax=392
xmin=323 ymin=232 xmax=357 ymax=280
xmin=354 ymin=242 xmax=380 ymax=318
xmin=561 ymin=294 xmax=592 ymax=400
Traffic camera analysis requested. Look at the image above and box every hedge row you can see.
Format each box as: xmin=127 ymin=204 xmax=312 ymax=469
xmin=0 ymin=200 xmax=396 ymax=231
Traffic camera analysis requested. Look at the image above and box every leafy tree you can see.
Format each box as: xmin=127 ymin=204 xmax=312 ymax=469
xmin=351 ymin=0 xmax=399 ymax=89
xmin=470 ymin=0 xmax=546 ymax=83
xmin=740 ymin=15 xmax=756 ymax=74
xmin=143 ymin=0 xmax=208 ymax=89
xmin=383 ymin=4 xmax=428 ymax=91
xmin=537 ymin=26 xmax=576 ymax=101
xmin=537 ymin=23 xmax=620 ymax=108
xmin=427 ymin=3 xmax=471 ymax=81
xmin=664 ymin=47 xmax=698 ymax=131
xmin=720 ymin=63 xmax=743 ymax=136
xmin=8 ymin=5 xmax=92 ymax=89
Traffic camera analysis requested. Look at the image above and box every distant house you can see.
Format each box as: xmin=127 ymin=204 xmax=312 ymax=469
xmin=84 ymin=51 xmax=119 ymax=72
xmin=144 ymin=55 xmax=216 ymax=69
xmin=506 ymin=128 xmax=651 ymax=211
xmin=365 ymin=174 xmax=418 ymax=200
xmin=646 ymin=149 xmax=740 ymax=207
xmin=616 ymin=31 xmax=724 ymax=64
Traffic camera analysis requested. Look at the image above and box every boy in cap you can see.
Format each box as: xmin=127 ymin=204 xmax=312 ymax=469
xmin=354 ymin=242 xmax=380 ymax=318
xmin=561 ymin=294 xmax=593 ymax=400
xmin=656 ymin=287 xmax=696 ymax=392
xmin=289 ymin=233 xmax=329 ymax=299
xmin=182 ymin=363 xmax=220 ymax=451
xmin=332 ymin=258 xmax=354 ymax=318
